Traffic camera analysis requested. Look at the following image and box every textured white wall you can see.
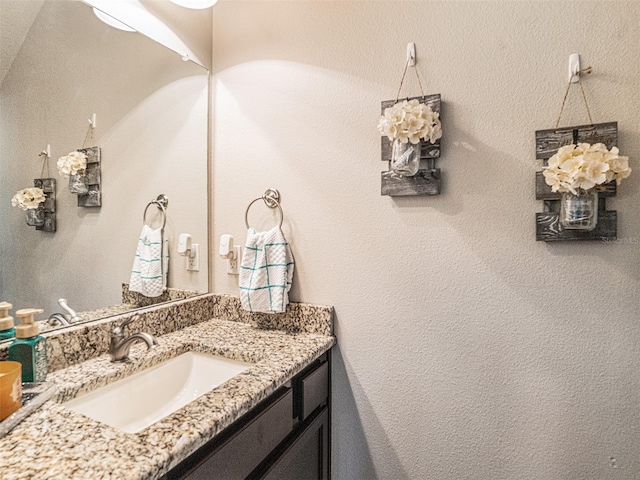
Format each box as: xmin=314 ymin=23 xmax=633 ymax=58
xmin=0 ymin=1 xmax=208 ymax=316
xmin=212 ymin=1 xmax=640 ymax=479
xmin=0 ymin=0 xmax=44 ymax=85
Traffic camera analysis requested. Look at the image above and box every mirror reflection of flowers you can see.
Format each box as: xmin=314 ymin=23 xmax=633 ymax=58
xmin=377 ymin=99 xmax=442 ymax=144
xmin=543 ymin=143 xmax=631 ymax=194
xmin=11 ymin=187 xmax=46 ymax=210
xmin=56 ymin=151 xmax=87 ymax=178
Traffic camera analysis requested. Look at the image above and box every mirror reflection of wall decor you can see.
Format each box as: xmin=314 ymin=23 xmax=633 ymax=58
xmin=56 ymin=118 xmax=101 ymax=207
xmin=58 ymin=146 xmax=102 ymax=207
xmin=535 ymin=56 xmax=631 ymax=242
xmin=11 ymin=182 xmax=55 ymax=232
xmin=10 ymin=148 xmax=56 ymax=232
xmin=33 ymin=178 xmax=56 ymax=232
xmin=379 ymin=43 xmax=443 ymax=196
xmin=76 ymin=146 xmax=101 ymax=207
xmin=0 ymin=0 xmax=209 ymax=334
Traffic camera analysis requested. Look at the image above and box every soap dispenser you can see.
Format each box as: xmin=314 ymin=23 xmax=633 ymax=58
xmin=0 ymin=302 xmax=15 ymax=340
xmin=8 ymin=308 xmax=47 ymax=383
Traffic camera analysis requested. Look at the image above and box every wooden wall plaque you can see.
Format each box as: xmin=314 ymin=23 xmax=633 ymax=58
xmin=380 ymin=94 xmax=442 ymax=197
xmin=77 ymin=146 xmax=101 ymax=207
xmin=535 ymin=122 xmax=618 ymax=242
xmin=33 ymin=177 xmax=56 ymax=232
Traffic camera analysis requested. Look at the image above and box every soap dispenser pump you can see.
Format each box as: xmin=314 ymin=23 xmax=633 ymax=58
xmin=8 ymin=308 xmax=47 ymax=383
xmin=0 ymin=302 xmax=15 ymax=340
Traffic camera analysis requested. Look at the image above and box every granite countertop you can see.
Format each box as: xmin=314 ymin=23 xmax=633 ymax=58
xmin=0 ymin=317 xmax=335 ymax=480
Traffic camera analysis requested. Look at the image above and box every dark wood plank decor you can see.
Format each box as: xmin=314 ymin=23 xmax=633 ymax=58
xmin=381 ymin=169 xmax=441 ymax=196
xmin=380 ymin=94 xmax=441 ymax=162
xmin=535 ymin=122 xmax=617 ymax=163
xmin=534 ymin=122 xmax=618 ymax=242
xmin=34 ymin=178 xmax=56 ymax=232
xmin=77 ymin=146 xmax=101 ymax=207
xmin=380 ymin=94 xmax=442 ymax=196
xmin=536 ymin=211 xmax=617 ymax=242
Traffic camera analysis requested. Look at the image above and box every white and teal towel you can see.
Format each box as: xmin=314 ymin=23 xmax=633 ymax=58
xmin=129 ymin=225 xmax=169 ymax=298
xmin=240 ymin=226 xmax=294 ymax=313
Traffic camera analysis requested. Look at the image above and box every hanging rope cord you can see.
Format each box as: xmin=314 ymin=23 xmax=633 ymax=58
xmin=82 ymin=123 xmax=94 ymax=148
xmin=39 ymin=153 xmax=50 ymax=178
xmin=39 ymin=122 xmax=94 ymax=178
xmin=555 ymin=67 xmax=594 ymax=128
xmin=394 ymin=57 xmax=426 ymax=103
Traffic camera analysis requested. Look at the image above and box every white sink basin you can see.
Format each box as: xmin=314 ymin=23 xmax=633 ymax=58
xmin=62 ymin=352 xmax=253 ymax=433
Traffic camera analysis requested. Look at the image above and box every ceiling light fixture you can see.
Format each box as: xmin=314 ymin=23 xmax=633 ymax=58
xmin=168 ymin=0 xmax=218 ymax=9
xmin=83 ymin=0 xmax=205 ymax=67
xmin=93 ymin=8 xmax=136 ymax=32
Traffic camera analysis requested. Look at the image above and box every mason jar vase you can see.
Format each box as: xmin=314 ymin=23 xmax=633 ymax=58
xmin=559 ymin=189 xmax=598 ymax=231
xmin=25 ymin=207 xmax=45 ymax=227
xmin=68 ymin=173 xmax=89 ymax=195
xmin=390 ymin=139 xmax=421 ymax=177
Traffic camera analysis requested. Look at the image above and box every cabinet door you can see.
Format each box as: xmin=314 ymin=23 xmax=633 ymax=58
xmin=169 ymin=388 xmax=293 ymax=480
xmin=258 ymin=406 xmax=329 ymax=480
xmin=297 ymin=361 xmax=329 ymax=422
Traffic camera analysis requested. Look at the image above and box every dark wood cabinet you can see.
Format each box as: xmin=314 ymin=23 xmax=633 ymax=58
xmin=255 ymin=407 xmax=329 ymax=480
xmin=296 ymin=361 xmax=329 ymax=422
xmin=164 ymin=351 xmax=331 ymax=480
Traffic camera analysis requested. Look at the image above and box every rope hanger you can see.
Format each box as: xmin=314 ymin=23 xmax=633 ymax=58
xmin=82 ymin=120 xmax=94 ymax=148
xmin=39 ymin=150 xmax=50 ymax=178
xmin=555 ymin=66 xmax=594 ymax=128
xmin=394 ymin=56 xmax=426 ymax=103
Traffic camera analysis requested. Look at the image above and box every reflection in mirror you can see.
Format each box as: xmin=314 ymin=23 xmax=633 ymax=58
xmin=0 ymin=0 xmax=209 ymax=340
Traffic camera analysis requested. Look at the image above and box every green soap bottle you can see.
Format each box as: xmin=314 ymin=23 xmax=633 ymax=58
xmin=0 ymin=302 xmax=15 ymax=340
xmin=8 ymin=308 xmax=47 ymax=383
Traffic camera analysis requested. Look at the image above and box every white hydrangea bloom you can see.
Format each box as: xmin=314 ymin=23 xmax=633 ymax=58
xmin=377 ymin=99 xmax=442 ymax=145
xmin=543 ymin=143 xmax=631 ymax=194
xmin=11 ymin=187 xmax=46 ymax=210
xmin=57 ymin=151 xmax=87 ymax=178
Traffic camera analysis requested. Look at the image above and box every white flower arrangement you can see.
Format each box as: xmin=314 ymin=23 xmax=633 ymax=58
xmin=377 ymin=99 xmax=442 ymax=145
xmin=11 ymin=187 xmax=46 ymax=210
xmin=542 ymin=143 xmax=631 ymax=195
xmin=57 ymin=151 xmax=87 ymax=178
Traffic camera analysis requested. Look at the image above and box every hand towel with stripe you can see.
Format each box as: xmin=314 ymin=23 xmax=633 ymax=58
xmin=239 ymin=226 xmax=294 ymax=313
xmin=129 ymin=225 xmax=169 ymax=298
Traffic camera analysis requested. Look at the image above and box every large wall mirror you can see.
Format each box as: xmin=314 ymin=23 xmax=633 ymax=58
xmin=0 ymin=0 xmax=210 ymax=341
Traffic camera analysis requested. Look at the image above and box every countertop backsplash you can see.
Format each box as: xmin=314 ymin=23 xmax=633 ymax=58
xmin=0 ymin=293 xmax=334 ymax=372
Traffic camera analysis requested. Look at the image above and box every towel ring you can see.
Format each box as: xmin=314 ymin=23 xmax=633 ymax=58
xmin=245 ymin=188 xmax=283 ymax=230
xmin=143 ymin=194 xmax=168 ymax=230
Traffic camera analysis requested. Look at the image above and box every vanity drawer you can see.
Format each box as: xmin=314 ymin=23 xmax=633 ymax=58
xmin=177 ymin=387 xmax=293 ymax=480
xmin=296 ymin=359 xmax=329 ymax=422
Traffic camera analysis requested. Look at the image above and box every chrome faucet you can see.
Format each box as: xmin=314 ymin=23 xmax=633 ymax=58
xmin=48 ymin=313 xmax=70 ymax=326
xmin=47 ymin=298 xmax=82 ymax=326
xmin=58 ymin=298 xmax=82 ymax=323
xmin=109 ymin=317 xmax=158 ymax=363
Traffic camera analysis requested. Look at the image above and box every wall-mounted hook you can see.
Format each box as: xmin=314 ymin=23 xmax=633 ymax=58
xmin=88 ymin=113 xmax=97 ymax=129
xmin=39 ymin=144 xmax=51 ymax=159
xmin=407 ymin=43 xmax=416 ymax=67
xmin=568 ymin=54 xmax=580 ymax=83
xmin=568 ymin=54 xmax=592 ymax=83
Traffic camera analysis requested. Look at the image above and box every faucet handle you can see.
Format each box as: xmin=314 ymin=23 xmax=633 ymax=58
xmin=112 ymin=317 xmax=135 ymax=336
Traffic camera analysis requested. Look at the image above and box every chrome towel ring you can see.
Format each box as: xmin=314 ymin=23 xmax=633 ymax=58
xmin=245 ymin=188 xmax=283 ymax=230
xmin=143 ymin=194 xmax=169 ymax=229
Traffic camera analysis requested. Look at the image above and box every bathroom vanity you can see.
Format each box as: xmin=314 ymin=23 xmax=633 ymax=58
xmin=165 ymin=352 xmax=330 ymax=479
xmin=0 ymin=294 xmax=335 ymax=479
